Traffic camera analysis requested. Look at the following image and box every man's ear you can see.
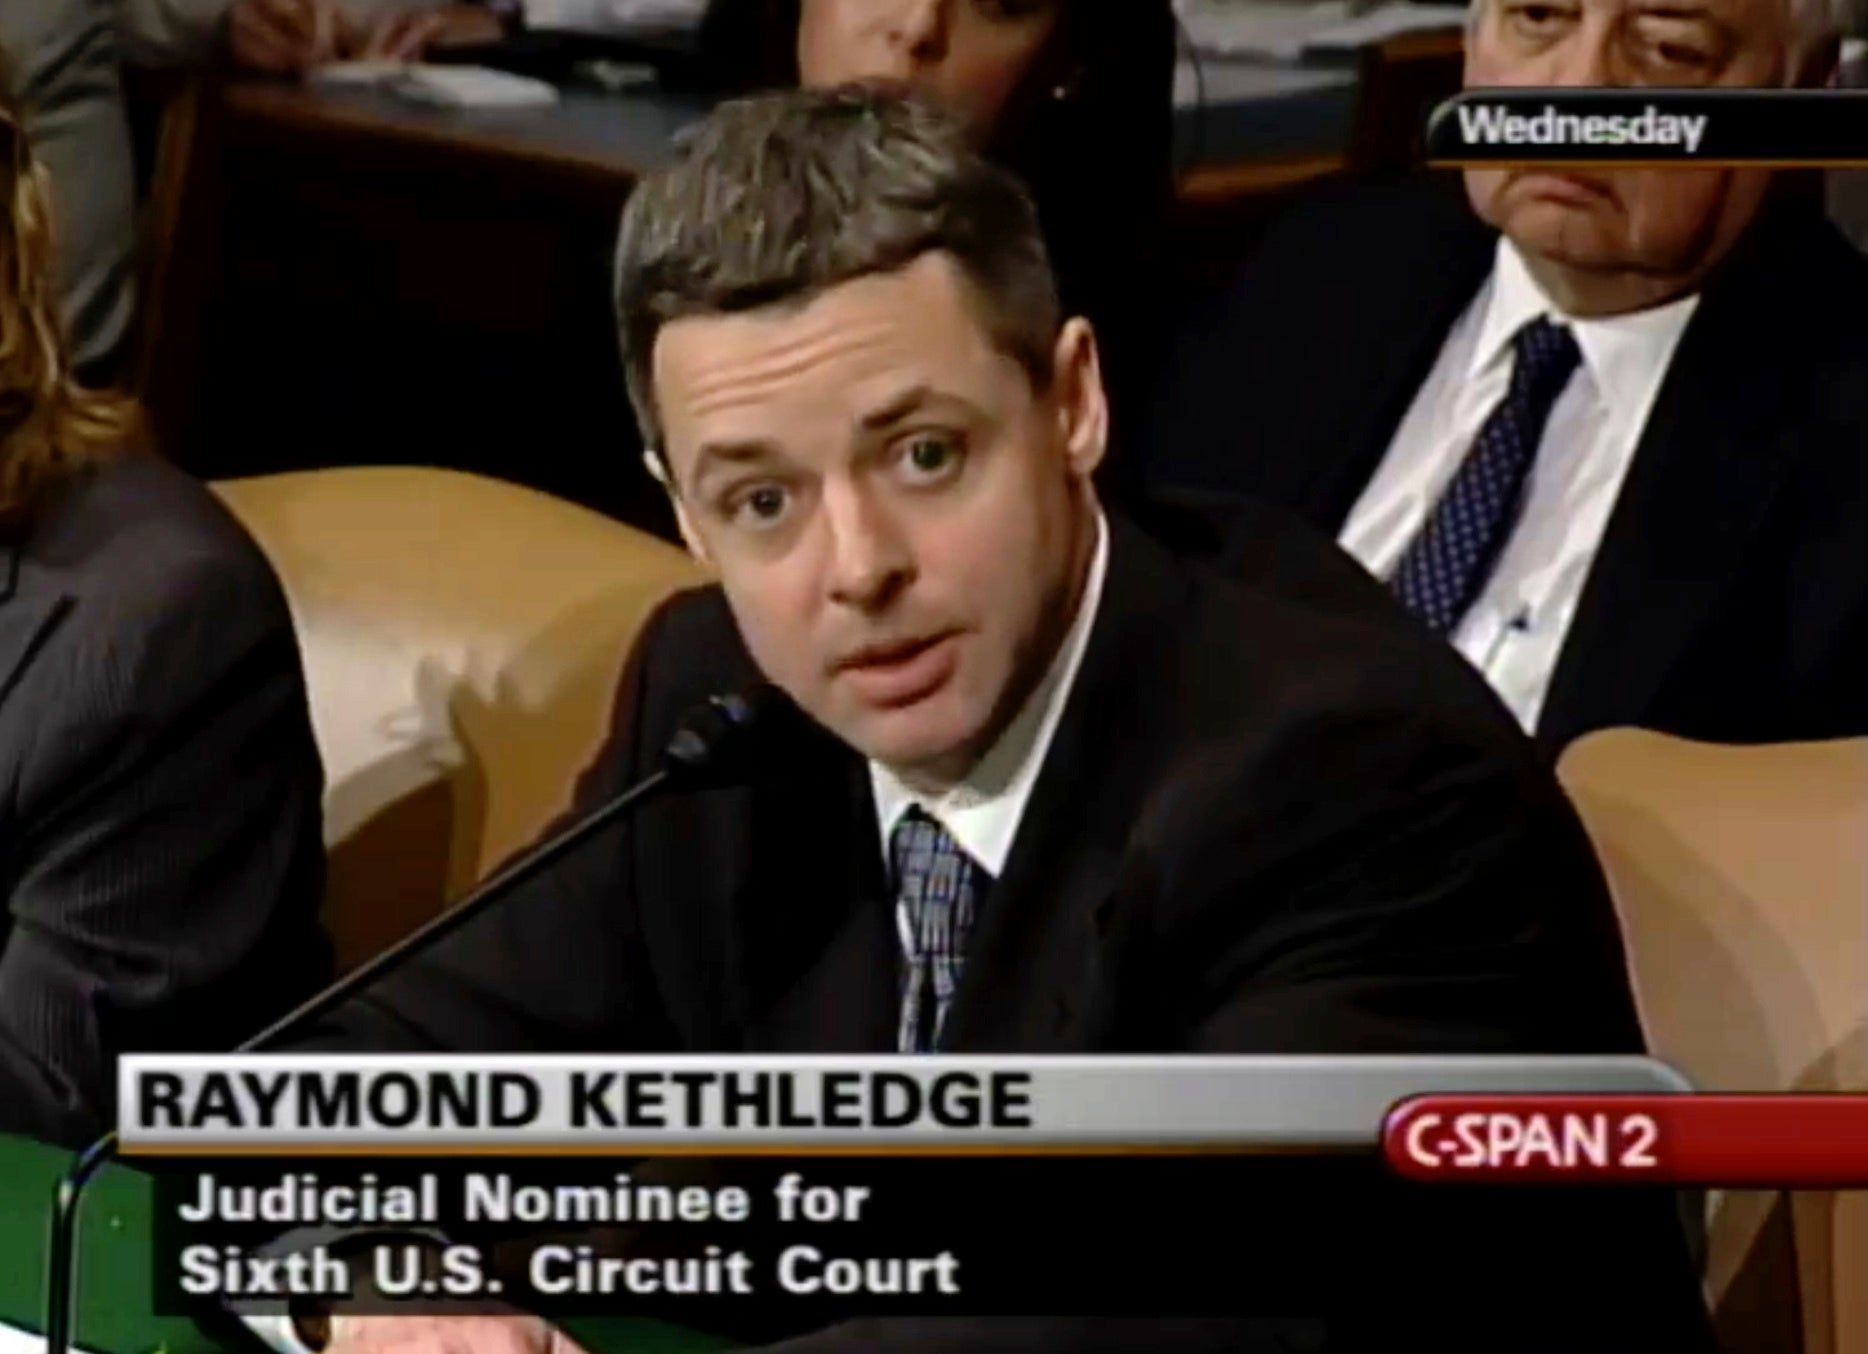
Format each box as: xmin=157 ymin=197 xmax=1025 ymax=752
xmin=1051 ymin=317 xmax=1109 ymax=480
xmin=643 ymin=448 xmax=713 ymax=564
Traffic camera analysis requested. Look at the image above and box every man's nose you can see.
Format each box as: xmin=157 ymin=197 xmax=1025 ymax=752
xmin=823 ymin=481 xmax=913 ymax=611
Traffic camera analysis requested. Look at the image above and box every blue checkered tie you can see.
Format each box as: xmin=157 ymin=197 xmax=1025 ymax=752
xmin=1390 ymin=317 xmax=1582 ymax=635
xmin=890 ymin=808 xmax=984 ymax=1054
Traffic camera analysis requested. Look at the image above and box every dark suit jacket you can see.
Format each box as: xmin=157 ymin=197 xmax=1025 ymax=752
xmin=307 ymin=512 xmax=1708 ymax=1349
xmin=1140 ymin=172 xmax=1868 ymax=756
xmin=0 ymin=452 xmax=330 ymax=1145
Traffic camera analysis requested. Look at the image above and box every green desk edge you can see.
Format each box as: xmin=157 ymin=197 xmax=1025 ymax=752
xmin=0 ymin=1136 xmax=732 ymax=1354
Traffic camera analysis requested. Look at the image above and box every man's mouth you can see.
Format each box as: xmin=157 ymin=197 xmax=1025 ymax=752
xmin=833 ymin=632 xmax=962 ymax=709
xmin=1512 ymin=169 xmax=1616 ymax=206
xmin=837 ymin=633 xmax=951 ymax=672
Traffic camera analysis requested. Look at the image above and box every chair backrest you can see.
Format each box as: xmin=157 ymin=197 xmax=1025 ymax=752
xmin=213 ymin=467 xmax=710 ymax=971
xmin=1346 ymin=26 xmax=1466 ymax=175
xmin=129 ymin=71 xmax=212 ymax=451
xmin=1557 ymin=729 xmax=1868 ymax=1354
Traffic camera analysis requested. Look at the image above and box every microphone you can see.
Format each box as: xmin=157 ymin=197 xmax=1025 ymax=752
xmin=42 ymin=685 xmax=777 ymax=1354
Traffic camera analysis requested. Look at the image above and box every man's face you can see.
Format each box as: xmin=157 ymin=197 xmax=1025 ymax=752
xmin=653 ymin=252 xmax=1106 ymax=783
xmin=796 ymin=0 xmax=1061 ymax=143
xmin=1463 ymin=0 xmax=1808 ymax=300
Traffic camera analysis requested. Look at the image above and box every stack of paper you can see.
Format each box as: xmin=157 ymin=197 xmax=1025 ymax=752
xmin=528 ymin=0 xmax=707 ymax=32
xmin=306 ymin=62 xmax=561 ymax=108
xmin=1178 ymin=0 xmax=1344 ymax=60
xmin=1177 ymin=0 xmax=1466 ymax=61
xmin=395 ymin=65 xmax=561 ymax=108
xmin=1304 ymin=3 xmax=1468 ymax=49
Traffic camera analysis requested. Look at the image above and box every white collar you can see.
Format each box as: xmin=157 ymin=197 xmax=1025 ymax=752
xmin=1471 ymin=237 xmax=1701 ymax=418
xmin=868 ymin=509 xmax=1109 ymax=877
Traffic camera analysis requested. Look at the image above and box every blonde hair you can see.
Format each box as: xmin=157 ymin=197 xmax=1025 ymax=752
xmin=0 ymin=95 xmax=141 ymax=529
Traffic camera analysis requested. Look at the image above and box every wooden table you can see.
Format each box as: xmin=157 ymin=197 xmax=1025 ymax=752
xmin=202 ymin=55 xmax=1358 ymax=197
xmin=1176 ymin=56 xmax=1358 ymax=198
xmin=138 ymin=59 xmax=1358 ymax=534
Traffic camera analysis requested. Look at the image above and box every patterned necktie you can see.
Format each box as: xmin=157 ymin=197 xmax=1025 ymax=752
xmin=890 ymin=808 xmax=984 ymax=1054
xmin=1389 ymin=316 xmax=1583 ymax=635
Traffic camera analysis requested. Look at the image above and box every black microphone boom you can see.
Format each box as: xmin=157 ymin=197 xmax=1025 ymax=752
xmin=241 ymin=683 xmax=772 ymax=1052
xmin=42 ymin=685 xmax=776 ymax=1354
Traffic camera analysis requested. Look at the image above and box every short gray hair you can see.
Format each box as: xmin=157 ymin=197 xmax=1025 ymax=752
xmin=614 ymin=86 xmax=1063 ymax=462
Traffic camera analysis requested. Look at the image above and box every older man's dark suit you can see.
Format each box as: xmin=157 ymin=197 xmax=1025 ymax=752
xmin=0 ymin=452 xmax=330 ymax=1145
xmin=308 ymin=510 xmax=1709 ymax=1348
xmin=1141 ymin=173 xmax=1868 ymax=756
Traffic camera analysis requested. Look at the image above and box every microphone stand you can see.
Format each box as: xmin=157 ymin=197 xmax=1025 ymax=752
xmin=42 ymin=688 xmax=770 ymax=1354
xmin=43 ymin=1132 xmax=115 ymax=1354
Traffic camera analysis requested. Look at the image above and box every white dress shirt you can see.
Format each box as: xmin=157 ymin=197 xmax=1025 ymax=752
xmin=1339 ymin=238 xmax=1700 ymax=733
xmin=869 ymin=510 xmax=1110 ymax=880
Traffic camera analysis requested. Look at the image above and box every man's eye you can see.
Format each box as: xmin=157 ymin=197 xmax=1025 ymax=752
xmin=1634 ymin=21 xmax=1718 ymax=68
xmin=1509 ymin=4 xmax=1573 ymax=31
xmin=897 ymin=435 xmax=963 ymax=482
xmin=728 ymin=484 xmax=789 ymax=527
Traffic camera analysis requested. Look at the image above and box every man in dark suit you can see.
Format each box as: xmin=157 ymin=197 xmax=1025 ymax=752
xmin=305 ymin=88 xmax=1706 ymax=1352
xmin=1 ymin=451 xmax=334 ymax=1146
xmin=1142 ymin=0 xmax=1868 ymax=758
xmin=0 ymin=92 xmax=329 ymax=1146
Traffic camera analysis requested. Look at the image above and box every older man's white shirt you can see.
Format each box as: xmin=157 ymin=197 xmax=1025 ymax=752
xmin=1338 ymin=236 xmax=1700 ymax=733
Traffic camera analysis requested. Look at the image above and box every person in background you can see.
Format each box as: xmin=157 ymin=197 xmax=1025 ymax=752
xmin=124 ymin=0 xmax=452 ymax=73
xmin=2 ymin=3 xmax=139 ymax=385
xmin=376 ymin=0 xmax=1181 ymax=507
xmin=9 ymin=0 xmax=440 ymax=386
xmin=177 ymin=0 xmax=1191 ymax=540
xmin=0 ymin=83 xmax=330 ymax=1146
xmin=697 ymin=0 xmax=1181 ymax=507
xmin=1141 ymin=0 xmax=1868 ymax=758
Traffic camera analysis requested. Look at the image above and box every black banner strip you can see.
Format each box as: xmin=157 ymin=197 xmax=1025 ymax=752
xmin=150 ymin=1154 xmax=1698 ymax=1335
xmin=1426 ymin=88 xmax=1868 ymax=165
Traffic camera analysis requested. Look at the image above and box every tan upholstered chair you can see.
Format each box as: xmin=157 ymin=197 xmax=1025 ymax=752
xmin=213 ymin=467 xmax=710 ymax=972
xmin=1558 ymin=731 xmax=1868 ymax=1354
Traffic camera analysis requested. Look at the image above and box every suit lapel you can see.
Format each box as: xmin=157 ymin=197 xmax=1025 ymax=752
xmin=1289 ymin=183 xmax=1496 ymax=531
xmin=1535 ymin=208 xmax=1820 ymax=753
xmin=732 ymin=714 xmax=897 ymax=1051
xmin=938 ymin=519 xmax=1175 ymax=1052
xmin=0 ymin=542 xmax=69 ymax=710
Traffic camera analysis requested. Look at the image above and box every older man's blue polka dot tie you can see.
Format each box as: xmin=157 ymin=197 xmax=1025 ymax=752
xmin=1389 ymin=316 xmax=1582 ymax=635
xmin=890 ymin=808 xmax=984 ymax=1054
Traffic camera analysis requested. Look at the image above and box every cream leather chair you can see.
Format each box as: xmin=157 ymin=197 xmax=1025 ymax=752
xmin=213 ymin=467 xmax=709 ymax=972
xmin=1558 ymin=731 xmax=1868 ymax=1354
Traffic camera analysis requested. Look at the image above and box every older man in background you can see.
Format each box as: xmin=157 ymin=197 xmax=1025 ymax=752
xmin=1143 ymin=0 xmax=1868 ymax=758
